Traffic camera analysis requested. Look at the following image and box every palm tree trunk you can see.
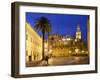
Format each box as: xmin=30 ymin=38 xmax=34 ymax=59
xmin=42 ymin=30 xmax=45 ymax=60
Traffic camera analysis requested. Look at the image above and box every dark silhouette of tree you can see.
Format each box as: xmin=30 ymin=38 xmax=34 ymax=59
xmin=34 ymin=16 xmax=52 ymax=60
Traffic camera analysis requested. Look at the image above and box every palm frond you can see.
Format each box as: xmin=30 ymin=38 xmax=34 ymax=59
xmin=34 ymin=16 xmax=52 ymax=34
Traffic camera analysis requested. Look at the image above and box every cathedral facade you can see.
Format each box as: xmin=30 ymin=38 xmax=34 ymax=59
xmin=46 ymin=24 xmax=88 ymax=57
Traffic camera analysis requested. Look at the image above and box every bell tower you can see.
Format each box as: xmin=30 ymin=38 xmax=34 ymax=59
xmin=76 ymin=24 xmax=81 ymax=40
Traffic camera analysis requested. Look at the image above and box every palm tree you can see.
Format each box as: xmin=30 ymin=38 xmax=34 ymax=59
xmin=34 ymin=16 xmax=52 ymax=60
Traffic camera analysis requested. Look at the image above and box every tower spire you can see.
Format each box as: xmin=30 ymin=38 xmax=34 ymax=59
xmin=76 ymin=24 xmax=81 ymax=40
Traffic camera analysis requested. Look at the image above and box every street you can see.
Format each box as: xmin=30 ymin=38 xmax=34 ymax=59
xmin=26 ymin=56 xmax=89 ymax=67
xmin=48 ymin=56 xmax=89 ymax=66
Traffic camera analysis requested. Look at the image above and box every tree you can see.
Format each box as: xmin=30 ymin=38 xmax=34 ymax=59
xmin=34 ymin=16 xmax=52 ymax=60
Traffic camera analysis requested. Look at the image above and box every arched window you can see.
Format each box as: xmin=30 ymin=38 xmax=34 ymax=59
xmin=26 ymin=50 xmax=28 ymax=56
xmin=31 ymin=37 xmax=32 ymax=42
xmin=26 ymin=34 xmax=28 ymax=40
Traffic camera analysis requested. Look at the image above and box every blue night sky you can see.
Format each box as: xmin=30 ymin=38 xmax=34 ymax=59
xmin=26 ymin=12 xmax=89 ymax=43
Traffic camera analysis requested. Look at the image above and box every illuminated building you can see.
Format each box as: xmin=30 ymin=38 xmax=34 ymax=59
xmin=76 ymin=24 xmax=81 ymax=40
xmin=44 ymin=40 xmax=48 ymax=56
xmin=25 ymin=23 xmax=42 ymax=62
xmin=48 ymin=34 xmax=73 ymax=57
xmin=47 ymin=24 xmax=88 ymax=57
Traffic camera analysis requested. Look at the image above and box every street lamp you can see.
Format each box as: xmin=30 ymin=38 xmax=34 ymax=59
xmin=75 ymin=48 xmax=79 ymax=53
xmin=69 ymin=50 xmax=72 ymax=54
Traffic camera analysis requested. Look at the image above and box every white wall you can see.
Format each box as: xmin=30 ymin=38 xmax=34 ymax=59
xmin=0 ymin=0 xmax=99 ymax=80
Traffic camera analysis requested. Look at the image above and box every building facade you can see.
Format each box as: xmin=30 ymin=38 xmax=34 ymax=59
xmin=48 ymin=34 xmax=73 ymax=57
xmin=25 ymin=23 xmax=42 ymax=62
xmin=47 ymin=24 xmax=88 ymax=57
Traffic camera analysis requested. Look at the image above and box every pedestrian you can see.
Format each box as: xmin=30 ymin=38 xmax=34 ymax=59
xmin=45 ymin=56 xmax=49 ymax=65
